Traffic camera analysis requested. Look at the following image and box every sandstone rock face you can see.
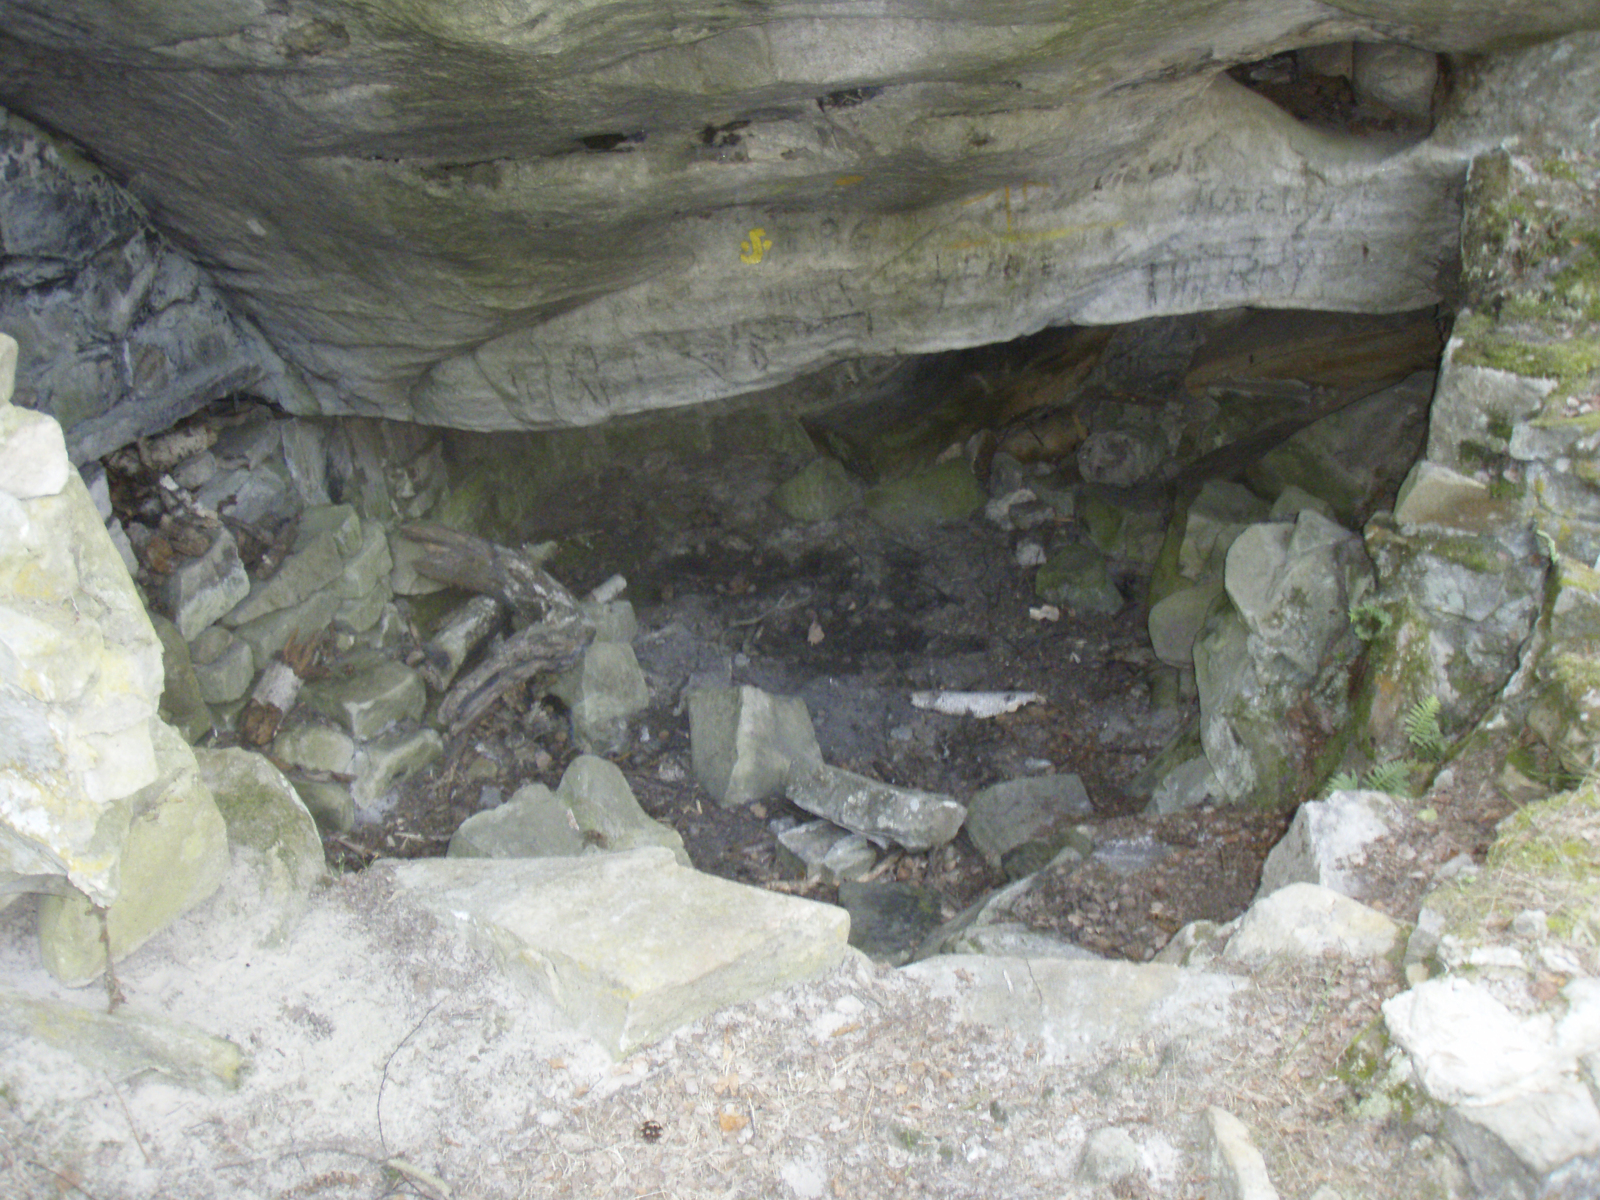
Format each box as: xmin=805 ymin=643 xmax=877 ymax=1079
xmin=4 ymin=5 xmax=1594 ymax=439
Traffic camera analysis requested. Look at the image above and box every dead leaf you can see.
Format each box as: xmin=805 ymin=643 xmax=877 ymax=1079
xmin=718 ymin=1110 xmax=748 ymax=1134
xmin=830 ymin=1021 xmax=862 ymax=1038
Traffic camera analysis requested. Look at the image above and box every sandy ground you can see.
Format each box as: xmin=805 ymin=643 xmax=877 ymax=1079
xmin=0 ymin=836 xmax=1479 ymax=1200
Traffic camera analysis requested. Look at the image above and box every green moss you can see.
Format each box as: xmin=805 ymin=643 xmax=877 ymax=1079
xmin=1484 ymin=411 xmax=1516 ymax=442
xmin=1452 ymin=325 xmax=1600 ymax=399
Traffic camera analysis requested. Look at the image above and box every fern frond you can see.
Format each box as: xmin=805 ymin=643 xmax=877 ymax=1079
xmin=1323 ymin=770 xmax=1363 ymax=797
xmin=1363 ymin=760 xmax=1414 ymax=796
xmin=1404 ymin=696 xmax=1445 ymax=758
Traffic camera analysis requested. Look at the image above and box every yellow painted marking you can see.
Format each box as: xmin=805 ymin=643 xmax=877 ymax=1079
xmin=739 ymin=227 xmax=773 ymax=264
xmin=945 ymin=219 xmax=1127 ymax=251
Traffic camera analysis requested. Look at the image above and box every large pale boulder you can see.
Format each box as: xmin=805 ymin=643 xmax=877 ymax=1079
xmin=37 ymin=722 xmax=230 ymax=985
xmin=0 ymin=334 xmax=164 ymax=908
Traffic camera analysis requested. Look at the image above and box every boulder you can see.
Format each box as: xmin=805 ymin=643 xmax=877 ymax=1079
xmin=195 ymin=748 xmax=326 ymax=949
xmin=787 ymin=762 xmax=966 ymax=853
xmin=1 ymin=340 xmax=165 ymax=908
xmin=552 ymin=641 xmax=650 ymax=755
xmin=1194 ymin=511 xmax=1372 ymax=806
xmin=223 ymin=504 xmax=359 ymax=627
xmin=863 ymin=460 xmax=986 ymax=529
xmin=38 ymin=723 xmax=230 ymax=985
xmin=772 ymin=457 xmax=861 ymax=522
xmin=964 ymin=774 xmax=1093 ymax=870
xmin=1256 ymin=790 xmax=1394 ymax=901
xmin=1035 ymin=542 xmax=1123 ymax=616
xmin=554 ymin=756 xmax=690 ymax=867
xmin=187 ymin=625 xmax=255 ymax=705
xmin=690 ymin=685 xmax=822 ymax=807
xmin=775 ymin=820 xmax=878 ymax=885
xmin=0 ymin=986 xmax=244 ymax=1094
xmin=157 ymin=525 xmax=250 ymax=641
xmin=1223 ymin=882 xmax=1400 ymax=964
xmin=349 ymin=727 xmax=444 ymax=817
xmin=449 ymin=783 xmax=585 ymax=860
xmin=1385 ymin=977 xmax=1600 ymax=1196
xmin=385 ymin=848 xmax=850 ymax=1058
xmin=300 ymin=655 xmax=426 ymax=740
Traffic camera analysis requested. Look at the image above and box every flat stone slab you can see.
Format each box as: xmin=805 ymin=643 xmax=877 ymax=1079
xmin=903 ymin=954 xmax=1243 ymax=1063
xmin=787 ymin=762 xmax=965 ymax=852
xmin=385 ymin=848 xmax=850 ymax=1058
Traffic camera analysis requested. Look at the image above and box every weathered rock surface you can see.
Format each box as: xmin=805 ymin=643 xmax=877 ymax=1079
xmin=385 ymin=848 xmax=850 ymax=1058
xmin=691 ymin=684 xmax=822 ymax=807
xmin=10 ymin=5 xmax=1590 ymax=440
xmin=1 ymin=332 xmax=167 ymax=908
xmin=194 ymin=748 xmax=325 ymax=950
xmin=1206 ymin=1106 xmax=1282 ymax=1200
xmin=787 ymin=762 xmax=965 ymax=853
xmin=0 ymin=985 xmax=244 ymax=1094
xmin=1385 ymin=977 xmax=1600 ymax=1195
xmin=37 ymin=722 xmax=230 ymax=985
xmin=964 ymin=774 xmax=1092 ymax=870
xmin=1223 ymin=881 xmax=1400 ymax=964
xmin=1255 ymin=789 xmax=1393 ymax=901
xmin=904 ymin=954 xmax=1243 ymax=1063
xmin=0 ymin=110 xmax=300 ymax=462
xmin=1194 ymin=510 xmax=1373 ymax=805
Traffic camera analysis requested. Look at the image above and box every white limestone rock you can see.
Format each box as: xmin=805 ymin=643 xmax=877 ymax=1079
xmin=1255 ymin=789 xmax=1393 ymax=901
xmin=1224 ymin=882 xmax=1400 ymax=964
xmin=1 ymin=339 xmax=166 ymax=907
xmin=384 ymin=848 xmax=850 ymax=1058
xmin=37 ymin=722 xmax=229 ymax=985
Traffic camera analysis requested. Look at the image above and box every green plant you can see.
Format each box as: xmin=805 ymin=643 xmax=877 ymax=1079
xmin=1404 ymin=696 xmax=1446 ymax=758
xmin=1324 ymin=759 xmax=1417 ymax=798
xmin=1347 ymin=598 xmax=1393 ymax=642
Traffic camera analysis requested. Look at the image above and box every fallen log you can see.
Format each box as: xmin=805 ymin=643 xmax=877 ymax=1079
xmin=436 ymin=615 xmax=592 ymax=734
xmin=399 ymin=523 xmax=578 ymax=627
xmin=398 ymin=524 xmax=593 ymax=733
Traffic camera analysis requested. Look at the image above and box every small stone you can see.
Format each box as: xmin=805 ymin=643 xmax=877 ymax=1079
xmin=301 ymin=657 xmax=426 ymax=740
xmin=160 ymin=526 xmax=251 ymax=642
xmin=690 ymin=685 xmax=822 ymax=807
xmin=1078 ymin=1126 xmax=1141 ymax=1184
xmin=449 ymin=783 xmax=584 ymax=859
xmin=787 ymin=762 xmax=965 ymax=852
xmin=188 ymin=626 xmax=256 ymax=704
xmin=1206 ymin=1107 xmax=1281 ymax=1200
xmin=351 ymin=726 xmax=443 ymax=815
xmin=772 ymin=457 xmax=861 ymax=522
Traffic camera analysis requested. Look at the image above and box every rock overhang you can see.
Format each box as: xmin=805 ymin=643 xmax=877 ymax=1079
xmin=0 ymin=2 xmax=1596 ymax=443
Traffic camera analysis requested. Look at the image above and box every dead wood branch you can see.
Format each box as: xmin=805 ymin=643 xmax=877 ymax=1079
xmin=400 ymin=524 xmax=593 ymax=732
xmin=399 ymin=523 xmax=578 ymax=627
xmin=436 ymin=616 xmax=591 ymax=734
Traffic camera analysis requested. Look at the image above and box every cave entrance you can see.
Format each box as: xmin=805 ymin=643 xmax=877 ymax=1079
xmin=104 ymin=303 xmax=1447 ymax=964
